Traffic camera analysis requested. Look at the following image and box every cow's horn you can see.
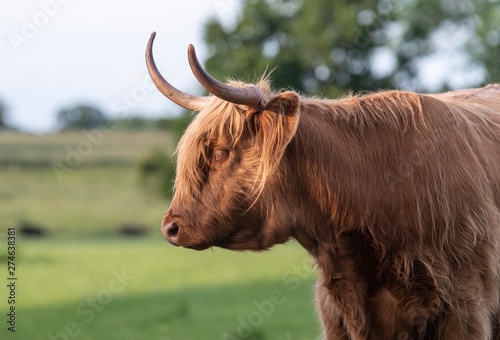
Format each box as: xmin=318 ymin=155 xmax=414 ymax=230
xmin=146 ymin=32 xmax=209 ymax=112
xmin=187 ymin=44 xmax=262 ymax=108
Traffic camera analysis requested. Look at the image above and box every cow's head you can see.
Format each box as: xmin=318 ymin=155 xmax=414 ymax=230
xmin=146 ymin=33 xmax=301 ymax=251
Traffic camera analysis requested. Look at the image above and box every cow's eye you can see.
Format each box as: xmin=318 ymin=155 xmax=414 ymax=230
xmin=211 ymin=148 xmax=229 ymax=164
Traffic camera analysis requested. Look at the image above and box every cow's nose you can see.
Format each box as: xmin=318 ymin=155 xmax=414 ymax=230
xmin=161 ymin=221 xmax=180 ymax=246
xmin=165 ymin=222 xmax=179 ymax=237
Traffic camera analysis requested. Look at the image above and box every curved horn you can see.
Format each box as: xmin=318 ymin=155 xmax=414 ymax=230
xmin=187 ymin=45 xmax=262 ymax=108
xmin=146 ymin=32 xmax=208 ymax=112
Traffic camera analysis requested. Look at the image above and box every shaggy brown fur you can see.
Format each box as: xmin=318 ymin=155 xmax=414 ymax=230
xmin=161 ymin=81 xmax=500 ymax=339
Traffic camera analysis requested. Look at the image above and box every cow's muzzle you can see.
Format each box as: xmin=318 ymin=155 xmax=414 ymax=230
xmin=161 ymin=210 xmax=211 ymax=250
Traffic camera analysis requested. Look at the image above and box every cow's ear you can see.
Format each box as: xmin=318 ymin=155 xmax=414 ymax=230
xmin=263 ymin=91 xmax=300 ymax=118
xmin=251 ymin=91 xmax=300 ymax=141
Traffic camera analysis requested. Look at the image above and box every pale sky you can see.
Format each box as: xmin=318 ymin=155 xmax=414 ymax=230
xmin=0 ymin=0 xmax=237 ymax=133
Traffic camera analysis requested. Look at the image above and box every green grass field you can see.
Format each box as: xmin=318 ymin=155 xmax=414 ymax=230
xmin=0 ymin=130 xmax=320 ymax=339
xmin=0 ymin=130 xmax=173 ymax=234
xmin=0 ymin=237 xmax=318 ymax=340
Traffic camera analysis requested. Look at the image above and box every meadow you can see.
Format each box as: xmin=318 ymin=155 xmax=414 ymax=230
xmin=0 ymin=130 xmax=174 ymax=234
xmin=0 ymin=130 xmax=319 ymax=339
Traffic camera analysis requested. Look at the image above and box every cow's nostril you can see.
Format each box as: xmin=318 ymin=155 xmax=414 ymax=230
xmin=161 ymin=217 xmax=182 ymax=246
xmin=167 ymin=222 xmax=179 ymax=237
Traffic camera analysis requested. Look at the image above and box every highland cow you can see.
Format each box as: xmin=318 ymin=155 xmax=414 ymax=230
xmin=146 ymin=32 xmax=500 ymax=339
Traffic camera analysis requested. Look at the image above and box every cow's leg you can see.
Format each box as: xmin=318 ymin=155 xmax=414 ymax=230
xmin=315 ymin=272 xmax=369 ymax=339
xmin=436 ymin=233 xmax=500 ymax=339
xmin=389 ymin=260 xmax=443 ymax=338
xmin=314 ymin=235 xmax=370 ymax=340
xmin=435 ymin=274 xmax=492 ymax=339
xmin=315 ymin=280 xmax=351 ymax=340
xmin=493 ymin=309 xmax=500 ymax=340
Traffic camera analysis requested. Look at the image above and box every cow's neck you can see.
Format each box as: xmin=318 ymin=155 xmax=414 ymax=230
xmin=289 ymin=100 xmax=388 ymax=335
xmin=291 ymin=100 xmax=369 ymax=232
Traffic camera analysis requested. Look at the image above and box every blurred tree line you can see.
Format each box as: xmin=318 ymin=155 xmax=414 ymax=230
xmin=55 ymin=104 xmax=188 ymax=136
xmin=0 ymin=100 xmax=11 ymax=130
xmin=205 ymin=0 xmax=500 ymax=95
